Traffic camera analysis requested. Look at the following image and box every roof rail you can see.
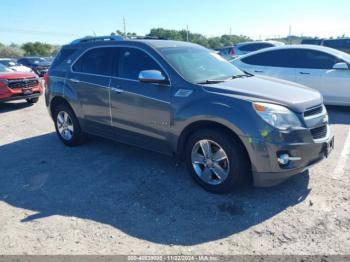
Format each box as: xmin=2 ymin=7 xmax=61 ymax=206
xmin=128 ymin=35 xmax=168 ymax=40
xmin=70 ymin=35 xmax=125 ymax=44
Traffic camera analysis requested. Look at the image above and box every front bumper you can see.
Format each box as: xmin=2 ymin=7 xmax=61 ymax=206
xmin=242 ymin=127 xmax=334 ymax=187
xmin=0 ymin=92 xmax=41 ymax=102
xmin=0 ymin=85 xmax=43 ymax=102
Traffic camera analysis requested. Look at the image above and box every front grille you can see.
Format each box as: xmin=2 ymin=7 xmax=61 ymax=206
xmin=11 ymin=91 xmax=40 ymax=98
xmin=310 ymin=125 xmax=328 ymax=140
xmin=8 ymin=78 xmax=39 ymax=89
xmin=304 ymin=105 xmax=323 ymax=118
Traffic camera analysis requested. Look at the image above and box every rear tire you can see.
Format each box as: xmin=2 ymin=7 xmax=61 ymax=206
xmin=185 ymin=128 xmax=250 ymax=194
xmin=26 ymin=97 xmax=39 ymax=104
xmin=53 ymin=103 xmax=85 ymax=146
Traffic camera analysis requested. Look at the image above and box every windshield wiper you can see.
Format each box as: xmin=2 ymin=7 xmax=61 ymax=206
xmin=231 ymin=74 xmax=252 ymax=79
xmin=196 ymin=79 xmax=227 ymax=84
xmin=197 ymin=73 xmax=253 ymax=84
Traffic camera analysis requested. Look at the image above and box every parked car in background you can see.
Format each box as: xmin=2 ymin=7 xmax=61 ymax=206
xmin=44 ymin=57 xmax=55 ymax=63
xmin=0 ymin=58 xmax=33 ymax=73
xmin=45 ymin=36 xmax=333 ymax=193
xmin=0 ymin=64 xmax=43 ymax=104
xmin=322 ymin=38 xmax=350 ymax=54
xmin=17 ymin=57 xmax=51 ymax=77
xmin=301 ymin=39 xmax=323 ymax=45
xmin=232 ymin=45 xmax=350 ymax=106
xmin=216 ymin=41 xmax=284 ymax=60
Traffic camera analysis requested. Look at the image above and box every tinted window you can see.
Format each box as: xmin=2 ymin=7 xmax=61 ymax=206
xmin=294 ymin=49 xmax=342 ymax=69
xmin=241 ymin=50 xmax=296 ymax=67
xmin=73 ymin=47 xmax=113 ymax=75
xmin=51 ymin=48 xmax=77 ymax=69
xmin=323 ymin=39 xmax=350 ymax=49
xmin=17 ymin=59 xmax=28 ymax=65
xmin=239 ymin=43 xmax=273 ymax=52
xmin=118 ymin=48 xmax=162 ymax=80
xmin=301 ymin=39 xmax=322 ymax=45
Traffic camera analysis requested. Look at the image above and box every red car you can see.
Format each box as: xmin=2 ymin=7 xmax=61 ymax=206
xmin=0 ymin=64 xmax=43 ymax=104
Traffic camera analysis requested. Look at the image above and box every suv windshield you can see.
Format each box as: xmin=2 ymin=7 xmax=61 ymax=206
xmin=158 ymin=46 xmax=244 ymax=84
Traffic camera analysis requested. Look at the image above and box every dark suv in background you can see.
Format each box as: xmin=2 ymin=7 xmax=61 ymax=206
xmin=17 ymin=57 xmax=51 ymax=77
xmin=45 ymin=36 xmax=333 ymax=193
xmin=322 ymin=38 xmax=350 ymax=54
xmin=301 ymin=38 xmax=350 ymax=54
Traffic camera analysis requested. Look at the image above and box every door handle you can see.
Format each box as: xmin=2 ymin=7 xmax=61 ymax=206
xmin=299 ymin=72 xmax=310 ymax=75
xmin=110 ymin=87 xmax=124 ymax=94
xmin=69 ymin=78 xmax=80 ymax=83
xmin=254 ymin=70 xmax=264 ymax=73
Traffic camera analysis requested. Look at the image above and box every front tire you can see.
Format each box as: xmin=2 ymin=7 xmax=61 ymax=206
xmin=53 ymin=103 xmax=84 ymax=146
xmin=185 ymin=129 xmax=250 ymax=194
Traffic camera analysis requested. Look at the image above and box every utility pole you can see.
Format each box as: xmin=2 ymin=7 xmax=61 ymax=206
xmin=186 ymin=25 xmax=189 ymax=42
xmin=123 ymin=17 xmax=126 ymax=36
xmin=288 ymin=25 xmax=292 ymax=44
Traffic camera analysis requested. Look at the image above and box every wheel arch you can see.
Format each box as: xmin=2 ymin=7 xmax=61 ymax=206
xmin=176 ymin=120 xmax=251 ymax=169
xmin=50 ymin=96 xmax=75 ymax=118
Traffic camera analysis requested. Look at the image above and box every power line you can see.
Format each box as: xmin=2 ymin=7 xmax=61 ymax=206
xmin=0 ymin=27 xmax=80 ymax=37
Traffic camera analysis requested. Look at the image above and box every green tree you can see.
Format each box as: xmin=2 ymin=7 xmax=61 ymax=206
xmin=21 ymin=42 xmax=54 ymax=56
xmin=111 ymin=30 xmax=137 ymax=37
xmin=148 ymin=28 xmax=183 ymax=40
xmin=0 ymin=44 xmax=24 ymax=58
xmin=145 ymin=28 xmax=252 ymax=49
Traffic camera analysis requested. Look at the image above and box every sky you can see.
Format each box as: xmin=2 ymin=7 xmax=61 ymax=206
xmin=1 ymin=0 xmax=350 ymax=45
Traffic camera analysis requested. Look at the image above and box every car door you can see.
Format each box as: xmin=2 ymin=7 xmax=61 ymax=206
xmin=238 ymin=49 xmax=297 ymax=82
xmin=67 ymin=47 xmax=112 ymax=129
xmin=294 ymin=49 xmax=349 ymax=104
xmin=109 ymin=46 xmax=172 ymax=153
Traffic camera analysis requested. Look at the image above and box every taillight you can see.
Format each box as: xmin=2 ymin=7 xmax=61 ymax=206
xmin=43 ymin=73 xmax=49 ymax=88
xmin=229 ymin=47 xmax=235 ymax=57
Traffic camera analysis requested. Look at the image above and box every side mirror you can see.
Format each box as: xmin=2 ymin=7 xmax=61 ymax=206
xmin=138 ymin=70 xmax=167 ymax=84
xmin=333 ymin=62 xmax=349 ymax=70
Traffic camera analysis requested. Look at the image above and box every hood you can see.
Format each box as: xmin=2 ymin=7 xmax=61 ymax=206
xmin=203 ymin=75 xmax=323 ymax=113
xmin=0 ymin=71 xmax=38 ymax=80
xmin=10 ymin=65 xmax=33 ymax=72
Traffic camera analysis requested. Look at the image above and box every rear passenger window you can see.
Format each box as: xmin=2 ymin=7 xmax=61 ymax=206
xmin=241 ymin=50 xmax=296 ymax=67
xmin=51 ymin=48 xmax=77 ymax=69
xmin=117 ymin=48 xmax=162 ymax=80
xmin=73 ymin=47 xmax=113 ymax=76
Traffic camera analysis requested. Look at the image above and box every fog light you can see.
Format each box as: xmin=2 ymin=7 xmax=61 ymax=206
xmin=278 ymin=154 xmax=290 ymax=165
xmin=277 ymin=153 xmax=302 ymax=166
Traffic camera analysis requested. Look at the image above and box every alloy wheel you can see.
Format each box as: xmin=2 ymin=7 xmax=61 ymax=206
xmin=191 ymin=139 xmax=230 ymax=185
xmin=56 ymin=111 xmax=74 ymax=141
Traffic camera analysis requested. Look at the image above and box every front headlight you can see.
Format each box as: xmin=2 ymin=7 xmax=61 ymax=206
xmin=253 ymin=102 xmax=302 ymax=130
xmin=0 ymin=79 xmax=8 ymax=87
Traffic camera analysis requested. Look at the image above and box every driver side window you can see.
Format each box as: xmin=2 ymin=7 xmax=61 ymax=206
xmin=117 ymin=48 xmax=163 ymax=80
xmin=295 ymin=50 xmax=344 ymax=69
